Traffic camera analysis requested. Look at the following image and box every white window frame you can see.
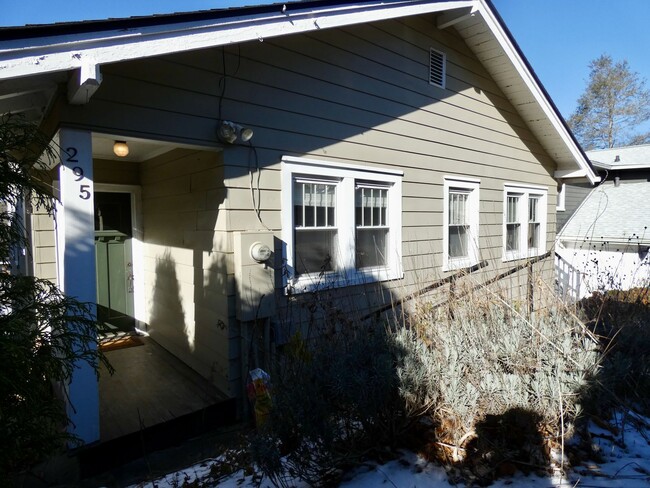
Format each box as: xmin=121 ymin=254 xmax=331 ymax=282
xmin=281 ymin=156 xmax=403 ymax=293
xmin=443 ymin=176 xmax=480 ymax=271
xmin=502 ymin=183 xmax=548 ymax=262
xmin=556 ymin=182 xmax=566 ymax=211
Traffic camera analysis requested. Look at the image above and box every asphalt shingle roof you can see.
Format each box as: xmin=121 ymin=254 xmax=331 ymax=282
xmin=587 ymin=145 xmax=650 ymax=170
xmin=559 ymin=180 xmax=650 ymax=244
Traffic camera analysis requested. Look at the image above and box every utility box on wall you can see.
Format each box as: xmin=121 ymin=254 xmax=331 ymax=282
xmin=234 ymin=231 xmax=276 ymax=321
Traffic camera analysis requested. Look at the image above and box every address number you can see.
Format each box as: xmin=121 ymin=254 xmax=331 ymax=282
xmin=66 ymin=147 xmax=92 ymax=201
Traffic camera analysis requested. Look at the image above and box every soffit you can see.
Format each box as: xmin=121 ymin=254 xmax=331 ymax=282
xmin=449 ymin=9 xmax=596 ymax=182
xmin=0 ymin=0 xmax=596 ymax=181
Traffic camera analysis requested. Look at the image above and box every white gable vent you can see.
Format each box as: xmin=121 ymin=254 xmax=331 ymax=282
xmin=429 ymin=48 xmax=446 ymax=88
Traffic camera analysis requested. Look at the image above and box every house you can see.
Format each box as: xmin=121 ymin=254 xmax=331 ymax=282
xmin=0 ymin=0 xmax=597 ymax=447
xmin=556 ymin=145 xmax=650 ymax=299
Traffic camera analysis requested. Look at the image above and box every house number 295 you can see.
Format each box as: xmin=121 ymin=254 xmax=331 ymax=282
xmin=66 ymin=147 xmax=91 ymax=200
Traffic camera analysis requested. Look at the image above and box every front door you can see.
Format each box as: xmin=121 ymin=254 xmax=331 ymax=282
xmin=95 ymin=192 xmax=135 ymax=336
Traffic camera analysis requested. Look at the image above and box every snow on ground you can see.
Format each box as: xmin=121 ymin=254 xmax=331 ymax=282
xmin=129 ymin=411 xmax=650 ymax=488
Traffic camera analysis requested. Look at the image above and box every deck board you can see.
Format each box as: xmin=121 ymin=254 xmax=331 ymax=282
xmin=99 ymin=336 xmax=228 ymax=442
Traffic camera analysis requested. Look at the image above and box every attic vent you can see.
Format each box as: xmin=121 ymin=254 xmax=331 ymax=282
xmin=429 ymin=48 xmax=446 ymax=88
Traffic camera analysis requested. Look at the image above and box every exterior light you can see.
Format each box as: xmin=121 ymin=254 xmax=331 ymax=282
xmin=113 ymin=140 xmax=129 ymax=157
xmin=218 ymin=120 xmax=254 ymax=144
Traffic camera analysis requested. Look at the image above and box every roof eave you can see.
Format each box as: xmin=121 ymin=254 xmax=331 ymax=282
xmin=0 ymin=0 xmax=473 ymax=81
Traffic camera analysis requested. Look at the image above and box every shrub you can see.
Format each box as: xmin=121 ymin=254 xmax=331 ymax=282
xmin=399 ymin=292 xmax=600 ymax=471
xmin=248 ymin=281 xmax=600 ymax=485
xmin=579 ymin=288 xmax=650 ymax=413
xmin=253 ymin=321 xmax=407 ymax=487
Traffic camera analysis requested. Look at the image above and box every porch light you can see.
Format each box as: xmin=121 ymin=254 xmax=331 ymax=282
xmin=218 ymin=120 xmax=254 ymax=144
xmin=113 ymin=140 xmax=129 ymax=157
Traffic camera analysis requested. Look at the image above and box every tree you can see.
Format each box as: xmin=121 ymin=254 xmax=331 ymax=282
xmin=568 ymin=54 xmax=650 ymax=150
xmin=0 ymin=114 xmax=109 ymax=476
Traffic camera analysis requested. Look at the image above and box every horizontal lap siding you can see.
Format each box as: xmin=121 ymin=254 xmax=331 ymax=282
xmin=139 ymin=149 xmax=237 ymax=395
xmin=31 ymin=206 xmax=57 ymax=283
xmin=60 ymin=16 xmax=559 ymax=330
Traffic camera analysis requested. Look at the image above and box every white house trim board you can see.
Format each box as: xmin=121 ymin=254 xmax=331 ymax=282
xmin=470 ymin=1 xmax=598 ymax=185
xmin=0 ymin=0 xmax=473 ymax=80
xmin=67 ymin=61 xmax=102 ymax=105
xmin=57 ymin=128 xmax=100 ymax=444
xmin=0 ymin=0 xmax=598 ymax=185
xmin=282 ymin=155 xmax=404 ymax=176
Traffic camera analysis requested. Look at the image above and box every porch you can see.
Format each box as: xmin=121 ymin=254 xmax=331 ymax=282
xmin=78 ymin=335 xmax=237 ymax=477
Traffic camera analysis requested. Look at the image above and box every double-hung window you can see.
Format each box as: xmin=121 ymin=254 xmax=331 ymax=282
xmin=282 ymin=156 xmax=402 ymax=292
xmin=503 ymin=184 xmax=548 ymax=261
xmin=443 ymin=177 xmax=480 ymax=270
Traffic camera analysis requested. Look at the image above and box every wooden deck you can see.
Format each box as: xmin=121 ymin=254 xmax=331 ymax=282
xmin=98 ymin=336 xmax=229 ymax=442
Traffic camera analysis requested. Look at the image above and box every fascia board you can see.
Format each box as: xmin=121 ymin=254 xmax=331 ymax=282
xmin=475 ymin=0 xmax=599 ymax=185
xmin=0 ymin=0 xmax=473 ymax=80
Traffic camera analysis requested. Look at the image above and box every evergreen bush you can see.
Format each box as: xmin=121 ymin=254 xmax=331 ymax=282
xmin=0 ymin=114 xmax=108 ymax=476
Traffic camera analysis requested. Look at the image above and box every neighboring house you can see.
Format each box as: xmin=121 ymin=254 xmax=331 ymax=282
xmin=556 ymin=145 xmax=650 ymax=299
xmin=0 ymin=0 xmax=597 ymax=446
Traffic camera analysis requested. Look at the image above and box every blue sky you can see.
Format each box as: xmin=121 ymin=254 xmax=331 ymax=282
xmin=2 ymin=0 xmax=649 ymax=121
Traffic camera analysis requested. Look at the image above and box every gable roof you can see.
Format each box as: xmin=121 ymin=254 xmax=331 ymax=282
xmin=558 ymin=180 xmax=650 ymax=246
xmin=587 ymin=145 xmax=650 ymax=171
xmin=0 ymin=0 xmax=598 ymax=183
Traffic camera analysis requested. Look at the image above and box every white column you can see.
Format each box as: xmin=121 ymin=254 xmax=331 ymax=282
xmin=58 ymin=128 xmax=99 ymax=444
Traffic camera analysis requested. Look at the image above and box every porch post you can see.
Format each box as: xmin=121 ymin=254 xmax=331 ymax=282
xmin=58 ymin=128 xmax=99 ymax=444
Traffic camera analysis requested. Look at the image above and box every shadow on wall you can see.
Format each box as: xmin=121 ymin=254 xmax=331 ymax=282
xmin=149 ymin=250 xmax=189 ymax=352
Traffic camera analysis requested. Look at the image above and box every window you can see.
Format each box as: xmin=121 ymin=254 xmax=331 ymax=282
xmin=429 ymin=48 xmax=446 ymax=88
xmin=293 ymin=179 xmax=337 ymax=274
xmin=556 ymin=183 xmax=566 ymax=211
xmin=503 ymin=184 xmax=548 ymax=261
xmin=282 ymin=156 xmax=402 ymax=292
xmin=443 ymin=177 xmax=480 ymax=270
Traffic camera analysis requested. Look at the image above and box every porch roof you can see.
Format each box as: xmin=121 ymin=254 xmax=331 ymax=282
xmin=0 ymin=0 xmax=597 ymax=183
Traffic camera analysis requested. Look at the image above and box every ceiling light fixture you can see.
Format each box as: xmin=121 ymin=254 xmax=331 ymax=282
xmin=113 ymin=140 xmax=129 ymax=157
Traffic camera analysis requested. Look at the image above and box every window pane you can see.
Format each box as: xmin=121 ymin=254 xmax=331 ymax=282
xmin=356 ymin=228 xmax=388 ymax=268
xmin=528 ymin=222 xmax=540 ymax=249
xmin=507 ymin=195 xmax=519 ymax=223
xmin=294 ymin=181 xmax=336 ymax=228
xmin=449 ymin=190 xmax=468 ymax=225
xmin=506 ymin=223 xmax=520 ymax=251
xmin=295 ymin=229 xmax=338 ymax=274
xmin=356 ymin=186 xmax=388 ymax=228
xmin=528 ymin=196 xmax=539 ymax=222
xmin=449 ymin=225 xmax=468 ymax=258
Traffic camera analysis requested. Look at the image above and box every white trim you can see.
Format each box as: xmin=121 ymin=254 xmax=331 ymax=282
xmin=0 ymin=1 xmax=473 ymax=80
xmin=445 ymin=175 xmax=481 ymax=184
xmin=442 ymin=176 xmax=480 ymax=271
xmin=282 ymin=155 xmax=404 ymax=176
xmin=474 ymin=0 xmax=598 ymax=185
xmin=556 ymin=183 xmax=566 ymax=212
xmin=502 ymin=183 xmax=548 ymax=262
xmin=94 ymin=183 xmax=145 ymax=330
xmin=0 ymin=0 xmax=597 ymax=185
xmin=281 ymin=156 xmax=402 ymax=293
xmin=503 ymin=181 xmax=547 ymax=191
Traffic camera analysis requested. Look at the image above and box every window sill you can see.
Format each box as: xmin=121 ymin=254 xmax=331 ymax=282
xmin=502 ymin=249 xmax=545 ymax=262
xmin=443 ymin=257 xmax=479 ymax=272
xmin=285 ymin=267 xmax=402 ymax=294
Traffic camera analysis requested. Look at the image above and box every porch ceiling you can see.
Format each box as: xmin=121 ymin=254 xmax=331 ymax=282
xmin=91 ymin=134 xmax=178 ymax=162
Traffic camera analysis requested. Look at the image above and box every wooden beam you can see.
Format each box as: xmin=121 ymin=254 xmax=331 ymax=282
xmin=67 ymin=61 xmax=102 ymax=105
xmin=436 ymin=6 xmax=477 ymax=29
